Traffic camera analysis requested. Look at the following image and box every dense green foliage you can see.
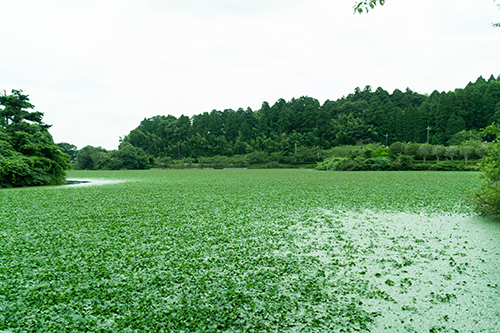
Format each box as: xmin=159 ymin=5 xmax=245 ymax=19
xmin=354 ymin=0 xmax=385 ymax=13
xmin=1 ymin=170 xmax=498 ymax=332
xmin=121 ymin=76 xmax=500 ymax=165
xmin=468 ymin=124 xmax=500 ymax=214
xmin=74 ymin=143 xmax=153 ymax=170
xmin=316 ymin=141 xmax=485 ymax=171
xmin=55 ymin=142 xmax=78 ymax=163
xmin=0 ymin=90 xmax=71 ymax=187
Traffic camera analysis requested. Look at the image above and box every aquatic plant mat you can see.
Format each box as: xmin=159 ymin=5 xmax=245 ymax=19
xmin=0 ymin=170 xmax=499 ymax=332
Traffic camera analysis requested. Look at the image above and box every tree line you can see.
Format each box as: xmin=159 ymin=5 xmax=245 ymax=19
xmin=111 ymin=75 xmax=499 ymax=165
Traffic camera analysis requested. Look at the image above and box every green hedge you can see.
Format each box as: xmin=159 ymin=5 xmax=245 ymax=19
xmin=316 ymin=156 xmax=479 ymax=172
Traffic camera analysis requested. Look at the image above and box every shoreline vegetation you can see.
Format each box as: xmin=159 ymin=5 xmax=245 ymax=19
xmin=146 ymin=143 xmax=483 ymax=171
xmin=70 ymin=75 xmax=499 ymax=173
xmin=3 ymin=75 xmax=500 ymax=212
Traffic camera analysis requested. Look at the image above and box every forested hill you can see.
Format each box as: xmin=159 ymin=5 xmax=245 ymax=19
xmin=122 ymin=75 xmax=500 ymax=159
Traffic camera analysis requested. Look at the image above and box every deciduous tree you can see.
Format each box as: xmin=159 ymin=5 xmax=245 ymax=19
xmin=417 ymin=144 xmax=432 ymax=163
xmin=431 ymin=145 xmax=446 ymax=163
xmin=444 ymin=146 xmax=459 ymax=161
xmin=475 ymin=144 xmax=490 ymax=161
xmin=459 ymin=145 xmax=475 ymax=165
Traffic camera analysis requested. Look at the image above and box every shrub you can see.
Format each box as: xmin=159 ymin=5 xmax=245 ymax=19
xmin=372 ymin=147 xmax=389 ymax=157
xmin=262 ymin=161 xmax=280 ymax=169
xmin=393 ymin=155 xmax=413 ymax=170
xmin=412 ymin=163 xmax=431 ymax=171
xmin=389 ymin=142 xmax=405 ymax=157
xmin=430 ymin=162 xmax=464 ymax=171
xmin=316 ymin=156 xmax=394 ymax=171
xmin=404 ymin=143 xmax=420 ymax=157
xmin=362 ymin=147 xmax=374 ymax=158
xmin=365 ymin=156 xmax=393 ymax=171
xmin=468 ymin=126 xmax=500 ymax=214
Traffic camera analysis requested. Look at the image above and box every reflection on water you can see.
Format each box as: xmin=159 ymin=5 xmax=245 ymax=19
xmin=65 ymin=179 xmax=90 ymax=186
xmin=63 ymin=178 xmax=126 ymax=187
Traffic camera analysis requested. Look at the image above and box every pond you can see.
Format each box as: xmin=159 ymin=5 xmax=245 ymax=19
xmin=289 ymin=209 xmax=500 ymax=332
xmin=63 ymin=178 xmax=126 ymax=187
xmin=0 ymin=170 xmax=498 ymax=332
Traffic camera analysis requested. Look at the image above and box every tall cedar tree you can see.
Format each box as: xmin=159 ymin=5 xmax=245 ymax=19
xmin=0 ymin=90 xmax=71 ymax=187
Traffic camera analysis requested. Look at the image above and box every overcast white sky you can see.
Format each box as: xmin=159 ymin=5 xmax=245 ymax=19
xmin=1 ymin=0 xmax=499 ymax=149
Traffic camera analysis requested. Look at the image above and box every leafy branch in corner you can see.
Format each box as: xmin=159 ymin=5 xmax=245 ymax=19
xmin=354 ymin=0 xmax=499 ymax=28
xmin=494 ymin=0 xmax=500 ymax=27
xmin=353 ymin=0 xmax=385 ymax=14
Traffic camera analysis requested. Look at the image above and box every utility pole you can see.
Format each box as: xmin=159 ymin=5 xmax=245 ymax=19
xmin=426 ymin=126 xmax=431 ymax=143
xmin=384 ymin=133 xmax=389 ymax=147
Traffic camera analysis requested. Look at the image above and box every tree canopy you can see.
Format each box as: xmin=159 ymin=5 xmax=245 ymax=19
xmin=120 ymin=75 xmax=500 ymax=162
xmin=56 ymin=142 xmax=78 ymax=163
xmin=73 ymin=143 xmax=152 ymax=171
xmin=0 ymin=90 xmax=71 ymax=187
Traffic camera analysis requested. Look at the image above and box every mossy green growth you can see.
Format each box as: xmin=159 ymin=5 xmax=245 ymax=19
xmin=0 ymin=170 xmax=498 ymax=332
